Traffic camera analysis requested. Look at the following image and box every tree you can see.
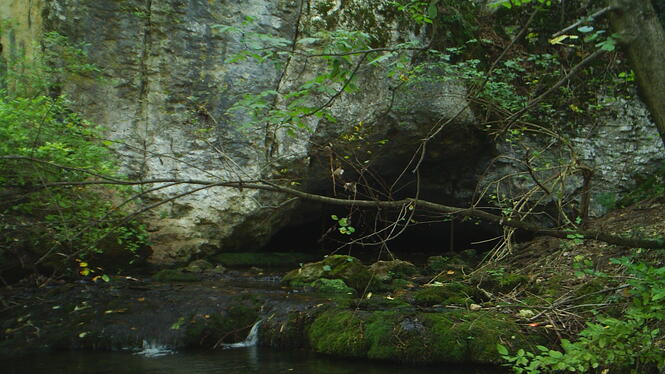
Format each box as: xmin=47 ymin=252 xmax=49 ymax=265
xmin=609 ymin=0 xmax=665 ymax=148
xmin=2 ymin=0 xmax=665 ymax=280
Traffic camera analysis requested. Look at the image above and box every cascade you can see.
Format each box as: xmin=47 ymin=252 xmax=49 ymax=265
xmin=134 ymin=339 xmax=175 ymax=357
xmin=222 ymin=320 xmax=262 ymax=349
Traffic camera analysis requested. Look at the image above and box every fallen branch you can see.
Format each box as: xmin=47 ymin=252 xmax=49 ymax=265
xmin=4 ymin=156 xmax=664 ymax=249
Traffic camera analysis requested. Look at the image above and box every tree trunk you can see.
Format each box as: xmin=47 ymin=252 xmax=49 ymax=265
xmin=609 ymin=0 xmax=665 ymax=150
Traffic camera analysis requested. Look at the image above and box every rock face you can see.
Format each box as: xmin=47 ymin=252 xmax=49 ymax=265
xmin=1 ymin=0 xmax=662 ymax=263
xmin=480 ymin=95 xmax=663 ymax=218
xmin=2 ymin=0 xmax=479 ymax=264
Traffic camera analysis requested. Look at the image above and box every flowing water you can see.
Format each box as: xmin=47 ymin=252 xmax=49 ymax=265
xmin=2 ymin=347 xmax=506 ymax=374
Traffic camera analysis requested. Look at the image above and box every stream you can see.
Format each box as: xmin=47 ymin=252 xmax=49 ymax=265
xmin=0 ymin=269 xmax=511 ymax=373
xmin=2 ymin=347 xmax=506 ymax=374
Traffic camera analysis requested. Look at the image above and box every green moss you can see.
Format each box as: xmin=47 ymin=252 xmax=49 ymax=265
xmin=212 ymin=252 xmax=318 ymax=268
xmin=426 ymin=256 xmax=450 ymax=274
xmin=425 ymin=255 xmax=470 ymax=274
xmin=368 ymin=260 xmax=418 ymax=291
xmin=282 ymin=255 xmax=371 ymax=292
xmin=497 ymin=273 xmax=529 ymax=292
xmin=355 ymin=296 xmax=413 ymax=312
xmin=307 ymin=309 xmax=368 ymax=357
xmin=365 ymin=311 xmax=401 ymax=359
xmin=152 ymin=269 xmax=199 ymax=282
xmin=305 ymin=307 xmax=540 ymax=364
xmin=311 ymin=278 xmax=356 ymax=296
xmin=413 ymin=282 xmax=478 ymax=306
xmin=425 ymin=310 xmax=538 ymax=363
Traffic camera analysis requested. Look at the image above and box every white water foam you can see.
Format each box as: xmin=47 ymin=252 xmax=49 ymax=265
xmin=134 ymin=339 xmax=175 ymax=357
xmin=222 ymin=320 xmax=261 ymax=349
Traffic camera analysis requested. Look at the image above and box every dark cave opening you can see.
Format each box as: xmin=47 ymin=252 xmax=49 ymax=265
xmin=261 ymin=205 xmax=506 ymax=265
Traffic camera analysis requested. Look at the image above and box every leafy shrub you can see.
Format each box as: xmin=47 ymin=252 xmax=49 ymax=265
xmin=498 ymin=258 xmax=665 ymax=373
xmin=0 ymin=30 xmax=148 ymax=278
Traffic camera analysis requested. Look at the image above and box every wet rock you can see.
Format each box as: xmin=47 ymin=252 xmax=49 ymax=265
xmin=152 ymin=268 xmax=200 ymax=282
xmin=212 ymin=252 xmax=318 ymax=269
xmin=368 ymin=260 xmax=418 ymax=283
xmin=185 ymin=259 xmax=214 ymax=273
xmin=282 ymin=255 xmax=371 ymax=292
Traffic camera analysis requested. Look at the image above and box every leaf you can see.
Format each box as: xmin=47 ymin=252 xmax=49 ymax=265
xmin=322 ymin=265 xmax=332 ymax=272
xmin=297 ymin=37 xmax=319 ymax=45
xmin=549 ymin=350 xmax=563 ymax=358
xmin=368 ymin=53 xmax=394 ymax=65
xmin=427 ymin=1 xmax=438 ymax=19
xmin=549 ymin=34 xmax=577 ymax=45
xmin=331 ymin=215 xmax=339 ymax=221
xmin=578 ymin=26 xmax=594 ymax=33
xmin=598 ymin=38 xmax=616 ymax=51
xmin=101 ymin=274 xmax=110 ymax=282
xmin=497 ymin=343 xmax=509 ymax=355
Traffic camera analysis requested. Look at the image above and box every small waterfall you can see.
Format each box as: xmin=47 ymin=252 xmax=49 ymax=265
xmin=222 ymin=320 xmax=261 ymax=349
xmin=134 ymin=339 xmax=175 ymax=357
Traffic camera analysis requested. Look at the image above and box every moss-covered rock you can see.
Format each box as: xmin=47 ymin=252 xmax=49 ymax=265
xmin=355 ymin=296 xmax=413 ymax=312
xmin=311 ymin=278 xmax=356 ymax=296
xmin=425 ymin=255 xmax=470 ymax=274
xmin=368 ymin=260 xmax=418 ymax=291
xmin=306 ymin=307 xmax=541 ymax=364
xmin=369 ymin=260 xmax=418 ymax=281
xmin=424 ymin=311 xmax=536 ymax=363
xmin=152 ymin=268 xmax=200 ymax=282
xmin=185 ymin=259 xmax=214 ymax=273
xmin=412 ymin=282 xmax=479 ymax=306
xmin=282 ymin=255 xmax=371 ymax=291
xmin=307 ymin=309 xmax=368 ymax=357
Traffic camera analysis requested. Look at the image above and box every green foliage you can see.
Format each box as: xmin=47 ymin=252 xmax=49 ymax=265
xmin=389 ymin=0 xmax=438 ymax=24
xmin=489 ymin=0 xmax=552 ymax=9
xmin=499 ymin=258 xmax=665 ymax=373
xmin=2 ymin=30 xmax=101 ymax=97
xmin=331 ymin=214 xmax=356 ymax=235
xmin=217 ymin=22 xmax=378 ymax=135
xmin=0 ymin=31 xmax=148 ymax=276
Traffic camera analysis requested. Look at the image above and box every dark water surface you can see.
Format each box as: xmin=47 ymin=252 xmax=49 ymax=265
xmin=2 ymin=347 xmax=506 ymax=374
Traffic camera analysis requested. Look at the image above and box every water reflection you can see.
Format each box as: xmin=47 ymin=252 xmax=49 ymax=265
xmin=2 ymin=348 xmax=506 ymax=374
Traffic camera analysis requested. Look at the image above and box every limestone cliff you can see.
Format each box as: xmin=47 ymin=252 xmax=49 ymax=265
xmin=1 ymin=0 xmax=662 ymax=264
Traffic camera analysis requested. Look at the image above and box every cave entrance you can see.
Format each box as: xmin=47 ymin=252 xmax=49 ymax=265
xmin=260 ymin=205 xmax=502 ymax=266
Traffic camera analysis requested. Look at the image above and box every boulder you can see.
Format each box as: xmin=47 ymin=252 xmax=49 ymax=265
xmin=282 ymin=255 xmax=371 ymax=291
